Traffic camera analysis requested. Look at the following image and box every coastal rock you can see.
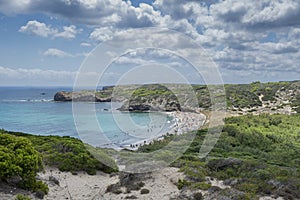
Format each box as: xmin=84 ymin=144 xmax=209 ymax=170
xmin=54 ymin=91 xmax=112 ymax=102
xmin=49 ymin=176 xmax=59 ymax=185
xmin=54 ymin=91 xmax=72 ymax=101
xmin=119 ymin=97 xmax=181 ymax=112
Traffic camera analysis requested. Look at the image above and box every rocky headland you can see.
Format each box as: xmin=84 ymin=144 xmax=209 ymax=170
xmin=53 ymin=81 xmax=300 ymax=114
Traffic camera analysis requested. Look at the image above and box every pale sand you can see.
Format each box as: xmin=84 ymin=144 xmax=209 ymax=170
xmin=0 ymin=167 xmax=284 ymax=200
xmin=39 ymin=167 xmax=184 ymax=200
xmin=37 ymin=167 xmax=119 ymax=200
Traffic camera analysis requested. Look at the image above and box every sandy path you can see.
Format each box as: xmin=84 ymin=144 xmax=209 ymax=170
xmin=38 ymin=168 xmax=119 ymax=200
xmin=33 ymin=167 xmax=183 ymax=200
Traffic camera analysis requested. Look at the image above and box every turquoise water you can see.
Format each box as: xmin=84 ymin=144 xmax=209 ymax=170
xmin=0 ymin=87 xmax=172 ymax=147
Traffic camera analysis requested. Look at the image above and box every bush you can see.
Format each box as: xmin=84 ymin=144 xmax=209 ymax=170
xmin=3 ymin=131 xmax=118 ymax=174
xmin=0 ymin=133 xmax=48 ymax=193
xmin=15 ymin=194 xmax=31 ymax=200
xmin=0 ymin=134 xmax=42 ymax=180
xmin=192 ymin=182 xmax=211 ymax=190
xmin=177 ymin=179 xmax=191 ymax=190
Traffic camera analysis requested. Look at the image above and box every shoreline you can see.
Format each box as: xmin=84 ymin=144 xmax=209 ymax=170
xmin=115 ymin=110 xmax=207 ymax=151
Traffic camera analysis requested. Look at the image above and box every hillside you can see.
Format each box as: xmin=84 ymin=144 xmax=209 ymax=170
xmin=138 ymin=113 xmax=300 ymax=199
xmin=54 ymin=81 xmax=300 ymax=114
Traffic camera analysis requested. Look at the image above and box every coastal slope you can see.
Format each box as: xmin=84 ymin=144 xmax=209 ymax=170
xmin=54 ymin=81 xmax=300 ymax=114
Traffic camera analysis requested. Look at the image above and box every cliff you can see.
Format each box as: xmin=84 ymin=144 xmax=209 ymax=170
xmin=54 ymin=91 xmax=112 ymax=102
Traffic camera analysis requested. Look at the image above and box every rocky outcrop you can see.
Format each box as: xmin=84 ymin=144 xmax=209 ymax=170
xmin=54 ymin=81 xmax=300 ymax=113
xmin=54 ymin=91 xmax=112 ymax=102
xmin=119 ymin=98 xmax=181 ymax=112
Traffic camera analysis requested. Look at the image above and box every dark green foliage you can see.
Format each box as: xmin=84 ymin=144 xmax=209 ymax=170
xmin=192 ymin=192 xmax=203 ymax=200
xmin=218 ymin=188 xmax=251 ymax=200
xmin=1 ymin=130 xmax=117 ymax=174
xmin=225 ymin=84 xmax=262 ymax=108
xmin=15 ymin=194 xmax=32 ymax=200
xmin=137 ymin=134 xmax=174 ymax=153
xmin=206 ymin=114 xmax=300 ymax=198
xmin=0 ymin=133 xmax=48 ymax=194
xmin=292 ymin=93 xmax=300 ymax=113
xmin=193 ymin=85 xmax=212 ymax=108
xmin=141 ymin=114 xmax=300 ymax=199
xmin=106 ymin=173 xmax=146 ymax=195
xmin=177 ymin=179 xmax=191 ymax=190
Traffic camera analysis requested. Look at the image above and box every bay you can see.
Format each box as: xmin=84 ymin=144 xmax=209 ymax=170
xmin=0 ymin=87 xmax=172 ymax=148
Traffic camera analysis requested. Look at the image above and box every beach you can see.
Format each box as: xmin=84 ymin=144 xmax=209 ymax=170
xmin=119 ymin=110 xmax=207 ymax=150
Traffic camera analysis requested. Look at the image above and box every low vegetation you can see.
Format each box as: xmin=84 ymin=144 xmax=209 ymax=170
xmin=1 ymin=80 xmax=300 ymax=198
xmin=0 ymin=133 xmax=48 ymax=196
xmin=138 ymin=114 xmax=300 ymax=199
xmin=1 ymin=130 xmax=118 ymax=175
xmin=15 ymin=194 xmax=32 ymax=200
xmin=120 ymin=80 xmax=300 ymax=111
xmin=57 ymin=80 xmax=300 ymax=113
xmin=0 ymin=129 xmax=118 ymax=196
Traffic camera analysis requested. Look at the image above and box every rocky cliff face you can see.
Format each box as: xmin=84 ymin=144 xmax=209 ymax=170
xmin=119 ymin=97 xmax=181 ymax=112
xmin=54 ymin=91 xmax=111 ymax=102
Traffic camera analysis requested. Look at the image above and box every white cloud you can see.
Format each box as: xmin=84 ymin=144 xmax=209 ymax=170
xmin=43 ymin=48 xmax=73 ymax=58
xmin=54 ymin=25 xmax=81 ymax=39
xmin=19 ymin=20 xmax=80 ymax=39
xmin=89 ymin=27 xmax=114 ymax=42
xmin=19 ymin=20 xmax=57 ymax=37
xmin=2 ymin=0 xmax=300 ymax=83
xmin=80 ymin=42 xmax=92 ymax=47
xmin=1 ymin=0 xmax=165 ymax=27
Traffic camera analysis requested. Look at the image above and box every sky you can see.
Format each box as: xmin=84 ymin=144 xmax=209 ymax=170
xmin=0 ymin=0 xmax=299 ymax=86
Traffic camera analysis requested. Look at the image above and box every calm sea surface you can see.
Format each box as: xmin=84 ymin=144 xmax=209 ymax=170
xmin=0 ymin=87 xmax=172 ymax=147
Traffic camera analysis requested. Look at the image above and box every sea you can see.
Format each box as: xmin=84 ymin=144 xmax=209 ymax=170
xmin=0 ymin=87 xmax=173 ymax=148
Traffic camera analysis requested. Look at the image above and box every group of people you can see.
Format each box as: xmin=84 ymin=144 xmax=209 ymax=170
xmin=125 ymin=111 xmax=205 ymax=150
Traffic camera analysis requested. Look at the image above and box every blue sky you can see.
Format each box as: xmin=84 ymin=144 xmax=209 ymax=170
xmin=0 ymin=0 xmax=299 ymax=86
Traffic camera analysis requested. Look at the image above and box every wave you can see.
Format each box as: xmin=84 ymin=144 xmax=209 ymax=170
xmin=1 ymin=99 xmax=53 ymax=103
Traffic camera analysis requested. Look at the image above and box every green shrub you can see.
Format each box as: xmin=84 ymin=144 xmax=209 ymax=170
xmin=177 ymin=179 xmax=191 ymax=190
xmin=0 ymin=133 xmax=48 ymax=193
xmin=192 ymin=182 xmax=211 ymax=190
xmin=15 ymin=194 xmax=31 ymax=200
xmin=2 ymin=131 xmax=118 ymax=174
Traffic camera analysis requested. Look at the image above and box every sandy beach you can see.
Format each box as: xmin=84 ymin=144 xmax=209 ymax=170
xmin=120 ymin=111 xmax=206 ymax=150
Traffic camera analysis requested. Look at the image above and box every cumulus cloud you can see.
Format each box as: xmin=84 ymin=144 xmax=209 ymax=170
xmin=89 ymin=27 xmax=114 ymax=42
xmin=19 ymin=20 xmax=57 ymax=37
xmin=19 ymin=20 xmax=80 ymax=39
xmin=43 ymin=48 xmax=73 ymax=58
xmin=1 ymin=0 xmax=165 ymax=27
xmin=54 ymin=25 xmax=81 ymax=39
xmin=1 ymin=0 xmax=300 ymax=83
